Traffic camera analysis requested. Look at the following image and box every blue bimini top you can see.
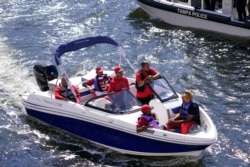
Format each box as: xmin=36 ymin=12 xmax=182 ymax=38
xmin=54 ymin=36 xmax=119 ymax=66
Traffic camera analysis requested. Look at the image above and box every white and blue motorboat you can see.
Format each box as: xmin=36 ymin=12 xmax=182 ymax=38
xmin=136 ymin=0 xmax=250 ymax=37
xmin=21 ymin=36 xmax=217 ymax=156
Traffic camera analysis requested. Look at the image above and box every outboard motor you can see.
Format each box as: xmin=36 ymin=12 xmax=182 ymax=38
xmin=33 ymin=61 xmax=58 ymax=91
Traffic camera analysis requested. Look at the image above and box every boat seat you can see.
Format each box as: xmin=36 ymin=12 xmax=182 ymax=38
xmin=149 ymin=99 xmax=169 ymax=126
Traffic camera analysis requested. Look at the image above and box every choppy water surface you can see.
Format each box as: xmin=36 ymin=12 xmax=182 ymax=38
xmin=0 ymin=0 xmax=249 ymax=166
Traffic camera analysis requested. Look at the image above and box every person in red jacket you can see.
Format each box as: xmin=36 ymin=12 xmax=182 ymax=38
xmin=108 ymin=66 xmax=129 ymax=93
xmin=54 ymin=77 xmax=80 ymax=103
xmin=136 ymin=62 xmax=160 ymax=104
xmin=107 ymin=66 xmax=130 ymax=111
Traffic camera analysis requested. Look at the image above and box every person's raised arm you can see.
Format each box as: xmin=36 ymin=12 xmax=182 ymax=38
xmin=151 ymin=68 xmax=161 ymax=80
xmin=136 ymin=72 xmax=145 ymax=88
xmin=153 ymin=72 xmax=161 ymax=80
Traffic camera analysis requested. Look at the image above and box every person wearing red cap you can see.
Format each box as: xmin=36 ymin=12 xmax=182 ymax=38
xmin=136 ymin=104 xmax=159 ymax=133
xmin=136 ymin=62 xmax=160 ymax=104
xmin=108 ymin=66 xmax=129 ymax=93
xmin=83 ymin=67 xmax=111 ymax=95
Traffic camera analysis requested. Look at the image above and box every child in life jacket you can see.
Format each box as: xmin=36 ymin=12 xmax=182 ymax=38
xmin=136 ymin=104 xmax=160 ymax=133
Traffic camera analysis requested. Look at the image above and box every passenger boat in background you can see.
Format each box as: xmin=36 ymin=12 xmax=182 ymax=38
xmin=21 ymin=36 xmax=217 ymax=156
xmin=136 ymin=0 xmax=250 ymax=37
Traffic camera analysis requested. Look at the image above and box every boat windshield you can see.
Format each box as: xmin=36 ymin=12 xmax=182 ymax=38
xmin=86 ymin=89 xmax=142 ymax=114
xmin=149 ymin=77 xmax=179 ymax=102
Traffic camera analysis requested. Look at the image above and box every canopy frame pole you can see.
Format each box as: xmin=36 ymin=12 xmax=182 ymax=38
xmin=117 ymin=47 xmax=136 ymax=73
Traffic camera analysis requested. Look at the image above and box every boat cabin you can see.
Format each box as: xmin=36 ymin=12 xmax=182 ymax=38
xmin=170 ymin=0 xmax=229 ymax=11
xmin=168 ymin=0 xmax=250 ymax=22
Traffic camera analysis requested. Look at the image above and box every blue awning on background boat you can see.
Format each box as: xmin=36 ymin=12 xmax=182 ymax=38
xmin=55 ymin=36 xmax=119 ymax=65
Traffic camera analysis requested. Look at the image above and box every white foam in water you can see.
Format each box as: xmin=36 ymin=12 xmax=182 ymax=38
xmin=32 ymin=130 xmax=50 ymax=140
xmin=60 ymin=154 xmax=78 ymax=160
xmin=227 ymin=110 xmax=238 ymax=114
xmin=0 ymin=39 xmax=37 ymax=111
xmin=233 ymin=149 xmax=250 ymax=163
xmin=208 ymin=143 xmax=222 ymax=155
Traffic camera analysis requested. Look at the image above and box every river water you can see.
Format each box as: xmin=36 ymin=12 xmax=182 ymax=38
xmin=0 ymin=0 xmax=249 ymax=166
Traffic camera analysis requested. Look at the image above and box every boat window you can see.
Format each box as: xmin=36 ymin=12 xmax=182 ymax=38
xmin=85 ymin=89 xmax=142 ymax=114
xmin=149 ymin=77 xmax=179 ymax=102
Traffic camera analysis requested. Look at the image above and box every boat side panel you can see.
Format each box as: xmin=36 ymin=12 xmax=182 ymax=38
xmin=137 ymin=0 xmax=250 ymax=28
xmin=136 ymin=0 xmax=250 ymax=37
xmin=25 ymin=108 xmax=209 ymax=155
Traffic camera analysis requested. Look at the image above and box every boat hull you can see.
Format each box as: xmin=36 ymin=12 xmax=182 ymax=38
xmin=136 ymin=0 xmax=250 ymax=37
xmin=25 ymin=106 xmax=209 ymax=156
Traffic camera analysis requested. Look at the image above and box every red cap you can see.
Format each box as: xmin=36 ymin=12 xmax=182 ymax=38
xmin=114 ymin=66 xmax=123 ymax=73
xmin=141 ymin=104 xmax=152 ymax=114
xmin=96 ymin=67 xmax=103 ymax=73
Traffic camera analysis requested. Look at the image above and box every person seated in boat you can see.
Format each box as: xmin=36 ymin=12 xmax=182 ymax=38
xmin=136 ymin=104 xmax=160 ymax=133
xmin=54 ymin=77 xmax=81 ymax=103
xmin=166 ymin=90 xmax=200 ymax=134
xmin=83 ymin=67 xmax=111 ymax=96
xmin=108 ymin=66 xmax=129 ymax=93
xmin=135 ymin=61 xmax=160 ymax=104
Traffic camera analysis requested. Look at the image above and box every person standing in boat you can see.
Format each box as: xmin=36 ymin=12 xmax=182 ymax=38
xmin=108 ymin=66 xmax=130 ymax=111
xmin=83 ymin=67 xmax=111 ymax=96
xmin=108 ymin=66 xmax=129 ymax=92
xmin=236 ymin=0 xmax=247 ymax=21
xmin=205 ymin=0 xmax=216 ymax=10
xmin=136 ymin=104 xmax=160 ymax=133
xmin=166 ymin=90 xmax=200 ymax=134
xmin=54 ymin=77 xmax=81 ymax=103
xmin=135 ymin=62 xmax=160 ymax=104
